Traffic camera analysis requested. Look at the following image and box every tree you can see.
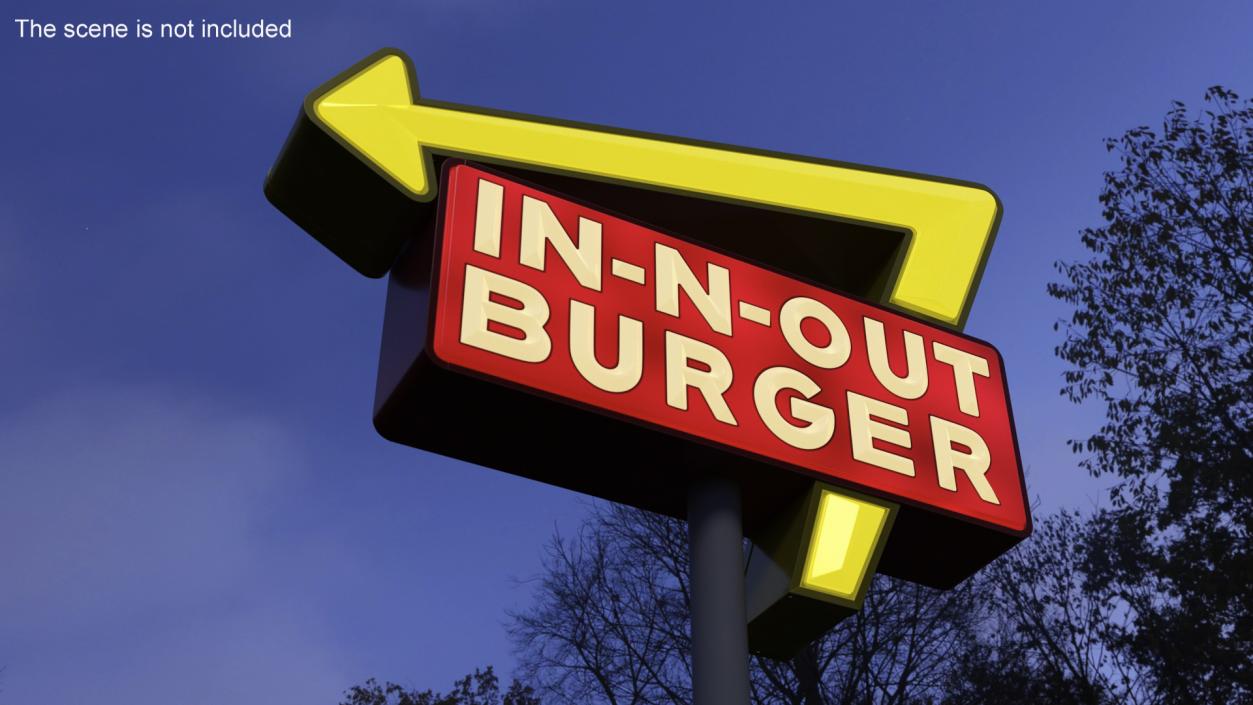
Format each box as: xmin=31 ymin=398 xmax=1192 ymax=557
xmin=941 ymin=512 xmax=1155 ymax=705
xmin=340 ymin=667 xmax=541 ymax=705
xmin=508 ymin=502 xmax=984 ymax=705
xmin=1048 ymin=87 xmax=1252 ymax=702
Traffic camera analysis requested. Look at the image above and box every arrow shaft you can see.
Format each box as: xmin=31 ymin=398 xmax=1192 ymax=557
xmin=311 ymin=51 xmax=999 ymax=325
xmin=406 ymin=104 xmax=932 ymax=228
xmin=397 ymin=103 xmax=995 ymax=324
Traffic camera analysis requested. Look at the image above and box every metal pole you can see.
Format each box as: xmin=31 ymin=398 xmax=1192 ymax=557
xmin=687 ymin=471 xmax=752 ymax=705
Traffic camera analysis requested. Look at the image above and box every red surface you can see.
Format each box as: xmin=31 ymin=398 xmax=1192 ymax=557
xmin=430 ymin=164 xmax=1027 ymax=534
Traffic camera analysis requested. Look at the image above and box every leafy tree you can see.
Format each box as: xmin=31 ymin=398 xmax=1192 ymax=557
xmin=508 ymin=502 xmax=983 ymax=705
xmin=1048 ymin=87 xmax=1252 ymax=702
xmin=340 ymin=666 xmax=541 ymax=705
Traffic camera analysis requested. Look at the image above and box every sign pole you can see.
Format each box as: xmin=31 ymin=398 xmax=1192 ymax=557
xmin=687 ymin=472 xmax=752 ymax=705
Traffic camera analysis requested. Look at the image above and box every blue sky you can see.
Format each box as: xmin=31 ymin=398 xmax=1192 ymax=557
xmin=2 ymin=1 xmax=1251 ymax=702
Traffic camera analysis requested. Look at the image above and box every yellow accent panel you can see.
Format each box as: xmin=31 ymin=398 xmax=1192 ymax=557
xmin=800 ymin=489 xmax=892 ymax=600
xmin=312 ymin=51 xmax=999 ymax=326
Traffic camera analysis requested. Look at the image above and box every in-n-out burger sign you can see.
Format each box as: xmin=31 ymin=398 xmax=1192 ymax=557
xmin=375 ymin=163 xmax=1028 ymax=587
xmin=266 ymin=47 xmax=1029 ymax=667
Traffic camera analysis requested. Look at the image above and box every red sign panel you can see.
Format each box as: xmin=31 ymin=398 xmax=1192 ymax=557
xmin=428 ymin=164 xmax=1027 ymax=534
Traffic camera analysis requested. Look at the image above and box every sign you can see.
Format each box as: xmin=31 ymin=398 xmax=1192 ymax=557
xmin=267 ymin=47 xmax=1033 ymax=672
xmin=434 ymin=162 xmax=1024 ymax=530
xmin=745 ymin=483 xmax=896 ymax=658
xmin=374 ymin=162 xmax=1028 ymax=588
xmin=264 ymin=49 xmax=1001 ymax=327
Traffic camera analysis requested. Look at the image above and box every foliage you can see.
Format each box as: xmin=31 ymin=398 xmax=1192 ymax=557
xmin=1048 ymin=87 xmax=1252 ymax=701
xmin=340 ymin=667 xmax=541 ymax=705
xmin=508 ymin=502 xmax=982 ymax=705
xmin=941 ymin=512 xmax=1155 ymax=705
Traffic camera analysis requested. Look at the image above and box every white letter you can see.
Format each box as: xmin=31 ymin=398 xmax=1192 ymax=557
xmin=655 ymin=243 xmax=732 ymax=335
xmin=864 ymin=317 xmax=928 ymax=400
xmin=930 ymin=416 xmax=999 ymax=505
xmin=473 ymin=178 xmax=504 ymax=257
xmin=753 ymin=367 xmax=834 ymax=450
xmin=459 ymin=265 xmax=551 ymax=363
xmin=520 ymin=195 xmax=602 ymax=291
xmin=847 ymin=391 xmax=914 ymax=476
xmin=569 ymin=300 xmax=643 ymax=393
xmin=932 ymin=342 xmax=990 ymax=417
xmin=665 ymin=331 xmax=737 ymax=425
xmin=780 ymin=297 xmax=852 ymax=369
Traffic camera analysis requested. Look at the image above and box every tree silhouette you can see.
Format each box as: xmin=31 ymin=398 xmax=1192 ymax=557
xmin=508 ymin=502 xmax=983 ymax=705
xmin=1048 ymin=87 xmax=1251 ymax=702
xmin=941 ymin=512 xmax=1155 ymax=705
xmin=340 ymin=667 xmax=540 ymax=705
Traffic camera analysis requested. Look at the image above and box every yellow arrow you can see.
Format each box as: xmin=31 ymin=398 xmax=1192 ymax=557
xmin=295 ymin=48 xmax=1001 ymax=327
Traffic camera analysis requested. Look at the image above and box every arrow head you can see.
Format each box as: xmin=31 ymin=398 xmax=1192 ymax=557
xmin=264 ymin=49 xmax=433 ymax=277
xmin=313 ymin=51 xmax=434 ymax=200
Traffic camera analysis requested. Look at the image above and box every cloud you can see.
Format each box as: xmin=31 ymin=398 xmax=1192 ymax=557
xmin=0 ymin=385 xmax=351 ymax=704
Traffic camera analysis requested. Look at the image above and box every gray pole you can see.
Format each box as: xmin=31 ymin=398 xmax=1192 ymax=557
xmin=687 ymin=472 xmax=752 ymax=705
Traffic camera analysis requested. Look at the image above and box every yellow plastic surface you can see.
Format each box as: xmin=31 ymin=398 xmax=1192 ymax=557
xmin=314 ymin=52 xmax=999 ymax=326
xmin=799 ymin=489 xmax=893 ymax=601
